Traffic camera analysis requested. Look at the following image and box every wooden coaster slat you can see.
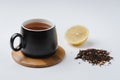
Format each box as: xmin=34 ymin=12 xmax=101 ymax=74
xmin=12 ymin=46 xmax=65 ymax=68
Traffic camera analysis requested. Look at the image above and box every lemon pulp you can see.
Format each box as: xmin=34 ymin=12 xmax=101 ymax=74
xmin=65 ymin=25 xmax=89 ymax=46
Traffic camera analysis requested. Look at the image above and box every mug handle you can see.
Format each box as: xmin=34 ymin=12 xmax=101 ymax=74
xmin=10 ymin=33 xmax=24 ymax=51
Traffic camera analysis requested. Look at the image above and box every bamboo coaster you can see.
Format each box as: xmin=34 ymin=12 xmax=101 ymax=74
xmin=11 ymin=46 xmax=65 ymax=68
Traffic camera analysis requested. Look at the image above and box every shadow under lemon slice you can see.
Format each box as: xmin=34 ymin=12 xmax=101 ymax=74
xmin=65 ymin=25 xmax=89 ymax=46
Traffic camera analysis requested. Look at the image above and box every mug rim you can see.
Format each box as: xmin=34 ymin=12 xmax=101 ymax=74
xmin=22 ymin=19 xmax=55 ymax=32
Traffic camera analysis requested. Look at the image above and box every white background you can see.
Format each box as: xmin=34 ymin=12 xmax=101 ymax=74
xmin=0 ymin=0 xmax=120 ymax=80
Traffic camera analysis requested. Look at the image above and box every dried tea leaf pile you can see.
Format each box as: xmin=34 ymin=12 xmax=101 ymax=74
xmin=75 ymin=49 xmax=113 ymax=66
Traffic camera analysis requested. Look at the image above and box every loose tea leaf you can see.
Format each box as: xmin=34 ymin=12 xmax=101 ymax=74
xmin=75 ymin=49 xmax=113 ymax=66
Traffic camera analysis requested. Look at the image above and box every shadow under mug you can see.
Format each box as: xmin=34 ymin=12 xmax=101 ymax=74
xmin=10 ymin=19 xmax=58 ymax=58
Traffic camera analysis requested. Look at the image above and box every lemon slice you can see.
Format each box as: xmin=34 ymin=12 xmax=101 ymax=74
xmin=65 ymin=25 xmax=89 ymax=46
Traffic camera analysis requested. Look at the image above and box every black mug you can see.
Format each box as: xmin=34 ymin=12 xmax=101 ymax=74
xmin=10 ymin=19 xmax=58 ymax=58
